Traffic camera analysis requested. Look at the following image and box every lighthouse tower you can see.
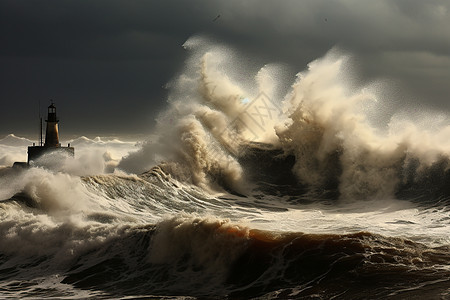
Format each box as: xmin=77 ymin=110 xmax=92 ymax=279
xmin=27 ymin=102 xmax=74 ymax=165
xmin=44 ymin=103 xmax=61 ymax=147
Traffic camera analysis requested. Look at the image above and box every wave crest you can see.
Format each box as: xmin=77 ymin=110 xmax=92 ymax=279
xmin=118 ymin=39 xmax=450 ymax=200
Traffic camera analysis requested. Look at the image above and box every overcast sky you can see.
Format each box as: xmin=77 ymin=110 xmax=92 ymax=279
xmin=1 ymin=0 xmax=449 ymax=138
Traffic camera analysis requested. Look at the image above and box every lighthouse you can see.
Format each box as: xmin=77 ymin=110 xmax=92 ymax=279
xmin=44 ymin=103 xmax=60 ymax=147
xmin=27 ymin=102 xmax=74 ymax=165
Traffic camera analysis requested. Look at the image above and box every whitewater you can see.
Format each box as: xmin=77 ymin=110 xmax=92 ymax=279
xmin=0 ymin=39 xmax=449 ymax=299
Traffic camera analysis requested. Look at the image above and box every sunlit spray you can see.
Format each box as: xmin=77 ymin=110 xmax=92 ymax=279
xmin=119 ymin=38 xmax=450 ymax=199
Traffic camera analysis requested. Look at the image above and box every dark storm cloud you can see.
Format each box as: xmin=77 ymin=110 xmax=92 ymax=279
xmin=0 ymin=0 xmax=208 ymax=136
xmin=1 ymin=0 xmax=215 ymax=60
xmin=1 ymin=0 xmax=449 ymax=137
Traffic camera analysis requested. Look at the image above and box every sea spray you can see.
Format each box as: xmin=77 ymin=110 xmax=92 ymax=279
xmin=0 ymin=167 xmax=90 ymax=212
xmin=276 ymin=50 xmax=450 ymax=199
xmin=119 ymin=39 xmax=450 ymax=200
xmin=118 ymin=39 xmax=285 ymax=192
xmin=275 ymin=51 xmax=404 ymax=199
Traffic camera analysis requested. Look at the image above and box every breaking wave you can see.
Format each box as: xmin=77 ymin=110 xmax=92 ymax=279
xmin=118 ymin=38 xmax=450 ymax=201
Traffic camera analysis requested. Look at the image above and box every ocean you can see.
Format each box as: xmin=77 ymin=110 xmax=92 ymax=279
xmin=0 ymin=42 xmax=449 ymax=299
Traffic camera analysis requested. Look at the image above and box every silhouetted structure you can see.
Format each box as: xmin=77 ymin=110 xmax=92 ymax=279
xmin=44 ymin=103 xmax=60 ymax=147
xmin=27 ymin=103 xmax=74 ymax=165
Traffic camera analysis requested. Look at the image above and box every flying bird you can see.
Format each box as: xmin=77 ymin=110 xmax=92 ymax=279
xmin=212 ymin=14 xmax=221 ymax=22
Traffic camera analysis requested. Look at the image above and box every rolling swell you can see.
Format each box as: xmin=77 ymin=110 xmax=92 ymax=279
xmin=1 ymin=167 xmax=449 ymax=299
xmin=55 ymin=217 xmax=450 ymax=299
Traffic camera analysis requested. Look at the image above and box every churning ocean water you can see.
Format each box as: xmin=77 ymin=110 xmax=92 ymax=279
xmin=1 ymin=41 xmax=449 ymax=299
